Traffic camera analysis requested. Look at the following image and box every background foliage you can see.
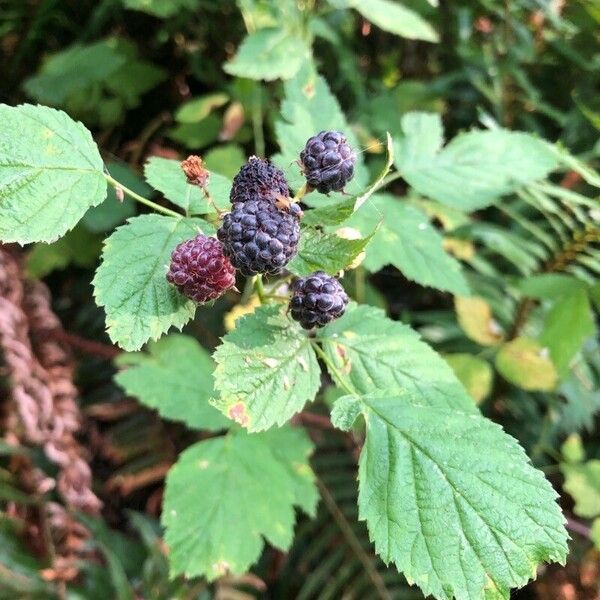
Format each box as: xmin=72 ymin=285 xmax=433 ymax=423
xmin=0 ymin=0 xmax=599 ymax=598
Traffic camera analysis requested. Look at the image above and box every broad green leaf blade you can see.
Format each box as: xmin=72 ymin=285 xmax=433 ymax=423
xmin=115 ymin=334 xmax=228 ymax=431
xmin=212 ymin=305 xmax=321 ymax=431
xmin=348 ymin=195 xmax=469 ymax=294
xmin=336 ymin=391 xmax=567 ymax=600
xmin=288 ymin=226 xmax=374 ymax=276
xmin=495 ymin=337 xmax=558 ymax=391
xmin=163 ymin=427 xmax=317 ymax=579
xmin=345 ymin=0 xmax=438 ymax=42
xmin=93 ymin=214 xmax=212 ymax=351
xmin=318 ymin=304 xmax=475 ymax=412
xmin=223 ymin=28 xmax=309 ymax=81
xmin=539 ymin=289 xmax=595 ymax=376
xmin=395 ymin=112 xmax=558 ymax=211
xmin=515 ymin=274 xmax=588 ymax=300
xmin=301 ymin=198 xmax=355 ymax=226
xmin=0 ymin=104 xmax=106 ymax=243
xmin=274 ymin=62 xmax=369 ymax=193
xmin=144 ymin=157 xmax=231 ymax=214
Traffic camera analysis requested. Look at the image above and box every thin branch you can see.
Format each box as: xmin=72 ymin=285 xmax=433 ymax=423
xmin=104 ymin=173 xmax=183 ymax=219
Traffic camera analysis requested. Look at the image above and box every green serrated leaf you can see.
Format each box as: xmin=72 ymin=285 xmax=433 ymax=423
xmin=273 ymin=62 xmax=369 ymax=193
xmin=115 ymin=334 xmax=228 ymax=431
xmin=93 ymin=214 xmax=212 ymax=351
xmin=395 ymin=112 xmax=558 ymax=211
xmin=144 ymin=157 xmax=231 ymax=214
xmin=337 ymin=390 xmax=567 ymax=600
xmin=162 ymin=427 xmax=317 ymax=580
xmin=0 ymin=104 xmax=106 ymax=244
xmin=495 ymin=337 xmax=558 ymax=391
xmin=288 ymin=226 xmax=374 ymax=276
xmin=224 ymin=28 xmax=309 ymax=81
xmin=301 ymin=198 xmax=355 ymax=227
xmin=347 ymin=194 xmax=469 ymax=294
xmin=318 ymin=304 xmax=475 ymax=412
xmin=341 ymin=0 xmax=438 ymax=42
xmin=212 ymin=305 xmax=321 ymax=431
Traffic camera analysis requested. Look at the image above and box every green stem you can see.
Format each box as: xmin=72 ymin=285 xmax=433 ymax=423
xmin=254 ymin=275 xmax=266 ymax=303
xmin=310 ymin=339 xmax=356 ymax=397
xmin=374 ymin=170 xmax=403 ymax=193
xmin=104 ymin=173 xmax=183 ymax=219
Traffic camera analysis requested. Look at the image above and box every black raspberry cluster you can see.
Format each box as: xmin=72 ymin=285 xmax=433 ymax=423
xmin=166 ymin=132 xmax=356 ymax=330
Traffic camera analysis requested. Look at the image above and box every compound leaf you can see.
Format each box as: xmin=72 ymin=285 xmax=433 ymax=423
xmin=115 ymin=334 xmax=228 ymax=431
xmin=333 ymin=391 xmax=568 ymax=600
xmin=163 ymin=426 xmax=317 ymax=579
xmin=93 ymin=214 xmax=211 ymax=351
xmin=212 ymin=305 xmax=321 ymax=431
xmin=395 ymin=112 xmax=558 ymax=211
xmin=0 ymin=104 xmax=106 ymax=244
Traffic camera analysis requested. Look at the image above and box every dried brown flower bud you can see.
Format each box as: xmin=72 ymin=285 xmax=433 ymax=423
xmin=181 ymin=155 xmax=210 ymax=188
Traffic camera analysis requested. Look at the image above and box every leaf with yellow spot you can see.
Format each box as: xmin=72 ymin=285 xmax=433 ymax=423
xmin=455 ymin=295 xmax=504 ymax=346
xmin=496 ymin=337 xmax=558 ymax=391
xmin=163 ymin=426 xmax=317 ymax=580
xmin=212 ymin=305 xmax=321 ymax=431
xmin=0 ymin=104 xmax=106 ymax=244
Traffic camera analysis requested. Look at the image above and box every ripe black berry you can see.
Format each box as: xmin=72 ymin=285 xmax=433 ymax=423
xmin=167 ymin=235 xmax=235 ymax=303
xmin=300 ymin=131 xmax=356 ymax=194
xmin=289 ymin=271 xmax=349 ymax=329
xmin=231 ymin=156 xmax=290 ymax=204
xmin=217 ymin=199 xmax=300 ymax=276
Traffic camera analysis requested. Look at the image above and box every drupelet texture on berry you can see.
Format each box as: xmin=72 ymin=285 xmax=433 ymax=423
xmin=217 ymin=199 xmax=300 ymax=276
xmin=231 ymin=156 xmax=290 ymax=204
xmin=166 ymin=234 xmax=235 ymax=304
xmin=289 ymin=271 xmax=349 ymax=329
xmin=300 ymin=131 xmax=356 ymax=194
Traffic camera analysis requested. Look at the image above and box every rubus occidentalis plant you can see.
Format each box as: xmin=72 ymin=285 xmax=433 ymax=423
xmin=6 ymin=80 xmax=595 ymax=598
